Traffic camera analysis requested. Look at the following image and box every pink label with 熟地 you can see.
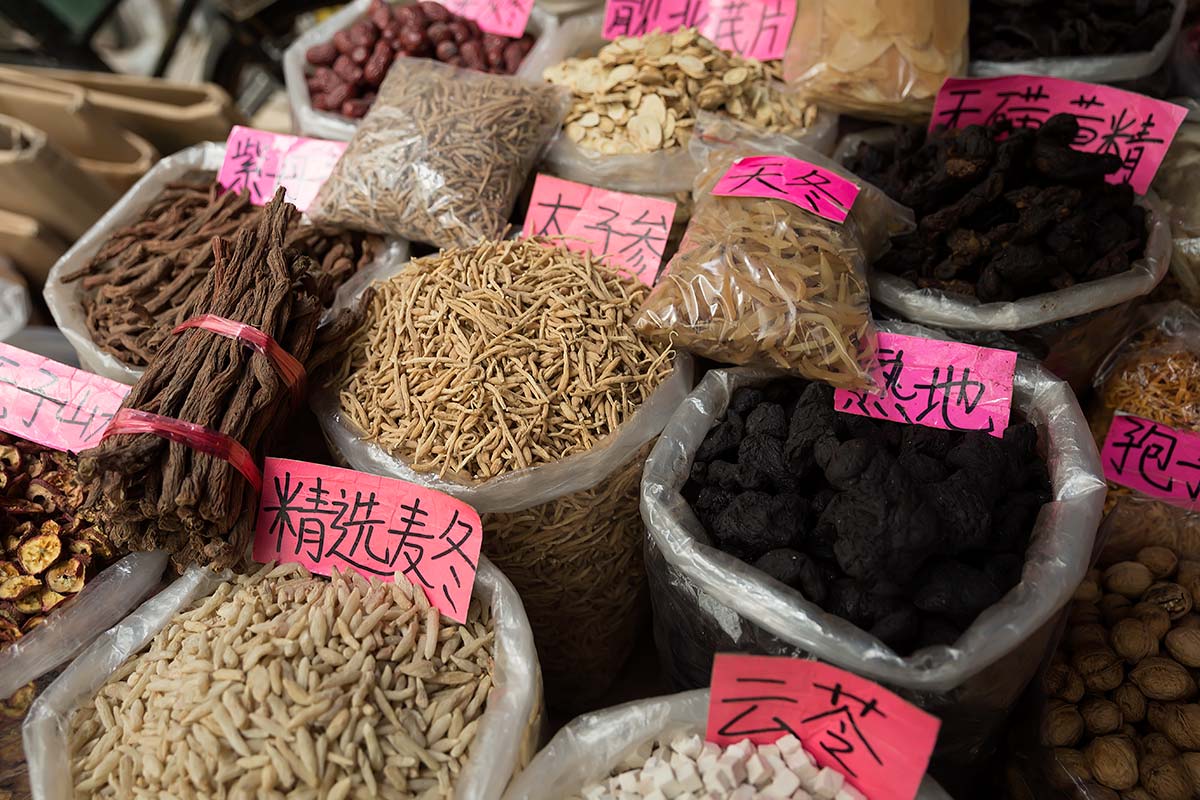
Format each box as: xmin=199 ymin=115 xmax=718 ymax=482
xmin=1101 ymin=413 xmax=1200 ymax=510
xmin=710 ymin=156 xmax=859 ymax=224
xmin=602 ymin=0 xmax=796 ymax=61
xmin=0 ymin=342 xmax=130 ymax=454
xmin=442 ymin=0 xmax=535 ymax=38
xmin=217 ymin=126 xmax=347 ymax=212
xmin=522 ymin=174 xmax=677 ymax=285
xmin=931 ymin=76 xmax=1187 ymax=194
xmin=833 ymin=332 xmax=1017 ymax=438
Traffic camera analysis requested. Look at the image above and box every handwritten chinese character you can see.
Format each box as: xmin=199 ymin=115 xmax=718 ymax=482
xmin=430 ymin=509 xmax=477 ymax=614
xmin=912 ymin=365 xmax=992 ymax=433
xmin=532 ymin=192 xmax=583 ymax=237
xmin=226 ymin=137 xmax=276 ymax=202
xmin=716 ymin=675 xmax=801 ymax=739
xmin=605 ymin=0 xmax=658 ymax=36
xmin=1108 ymin=417 xmax=1200 ymax=500
xmin=839 ymin=346 xmax=916 ymax=423
xmin=800 ymin=682 xmax=886 ymax=779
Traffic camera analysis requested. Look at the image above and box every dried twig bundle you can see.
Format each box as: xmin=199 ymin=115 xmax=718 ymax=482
xmin=81 ymin=191 xmax=360 ymax=571
xmin=69 ymin=562 xmax=497 ymax=799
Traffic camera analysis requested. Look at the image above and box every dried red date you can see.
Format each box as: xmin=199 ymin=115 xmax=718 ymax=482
xmin=503 ymin=41 xmax=524 ymax=72
xmin=447 ymin=20 xmax=471 ymax=44
xmin=400 ymin=26 xmax=429 ymax=54
xmin=306 ymin=43 xmax=338 ymax=66
xmin=418 ymin=1 xmax=451 ymax=22
xmin=426 ymin=21 xmax=452 ymax=44
xmin=363 ymin=46 xmax=392 ymax=85
xmin=341 ymin=98 xmax=372 ymax=118
xmin=350 ymin=20 xmax=378 ymax=47
xmin=351 ymin=45 xmax=370 ymax=64
xmin=435 ymin=40 xmax=459 ymax=61
xmin=311 ymin=92 xmax=333 ymax=111
xmin=325 ymin=82 xmax=352 ymax=110
xmin=333 ymin=55 xmax=364 ymax=85
xmin=369 ymin=4 xmax=393 ymax=30
xmin=333 ymin=29 xmax=356 ymax=55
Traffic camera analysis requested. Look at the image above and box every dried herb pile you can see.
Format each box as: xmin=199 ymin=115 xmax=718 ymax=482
xmin=82 ymin=191 xmax=358 ymax=571
xmin=684 ymin=378 xmax=1051 ymax=654
xmin=63 ymin=179 xmax=378 ymax=369
xmin=845 ymin=114 xmax=1148 ymax=302
xmin=971 ymin=0 xmax=1176 ymax=62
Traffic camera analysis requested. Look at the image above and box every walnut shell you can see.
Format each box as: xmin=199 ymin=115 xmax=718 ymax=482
xmin=1043 ymin=662 xmax=1087 ymax=703
xmin=1048 ymin=747 xmax=1092 ymax=791
xmin=1106 ymin=562 xmax=1155 ymax=598
xmin=1139 ymin=547 xmax=1180 ymax=580
xmin=1073 ymin=602 xmax=1104 ymax=626
xmin=1113 ymin=683 xmax=1147 ymax=724
xmin=1131 ymin=658 xmax=1198 ymax=701
xmin=1069 ymin=623 xmax=1111 ymax=652
xmin=1075 ymin=578 xmax=1103 ymax=604
xmin=1164 ymin=628 xmax=1200 ymax=668
xmin=1178 ymin=752 xmax=1200 ymax=792
xmin=1120 ymin=788 xmax=1154 ymax=800
xmin=1104 ymin=592 xmax=1136 ymax=624
xmin=1141 ymin=732 xmax=1181 ymax=761
xmin=1148 ymin=703 xmax=1200 ymax=750
xmin=1142 ymin=755 xmax=1191 ymax=800
xmin=1132 ymin=603 xmax=1174 ymax=641
xmin=1042 ymin=701 xmax=1085 ymax=747
xmin=1086 ymin=735 xmax=1139 ymax=790
xmin=1146 ymin=583 xmax=1193 ymax=621
xmin=1178 ymin=559 xmax=1200 ymax=586
xmin=1074 ymin=646 xmax=1127 ymax=693
xmin=1113 ymin=618 xmax=1159 ymax=663
xmin=1081 ymin=697 xmax=1124 ymax=735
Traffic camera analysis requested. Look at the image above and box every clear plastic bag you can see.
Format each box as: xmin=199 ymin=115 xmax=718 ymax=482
xmin=634 ymin=134 xmax=913 ymax=390
xmin=502 ymin=688 xmax=954 ymax=800
xmin=24 ymin=558 xmax=541 ymax=800
xmin=282 ymin=0 xmax=561 ymax=141
xmin=1153 ymin=104 xmax=1200 ymax=305
xmin=0 ymin=256 xmax=29 ymax=342
xmin=639 ymin=323 xmax=1107 ymax=768
xmin=782 ymin=0 xmax=969 ymax=122
xmin=42 ymin=142 xmax=408 ymax=385
xmin=308 ymin=59 xmax=569 ymax=248
xmin=536 ymin=13 xmax=838 ymax=196
xmin=970 ymin=0 xmax=1186 ymax=82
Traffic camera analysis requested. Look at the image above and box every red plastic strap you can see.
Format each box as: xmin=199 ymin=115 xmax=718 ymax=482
xmin=172 ymin=315 xmax=307 ymax=406
xmin=100 ymin=408 xmax=263 ymax=494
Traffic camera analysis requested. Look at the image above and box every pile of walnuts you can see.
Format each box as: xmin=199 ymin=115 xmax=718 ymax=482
xmin=1042 ymin=545 xmax=1200 ymax=799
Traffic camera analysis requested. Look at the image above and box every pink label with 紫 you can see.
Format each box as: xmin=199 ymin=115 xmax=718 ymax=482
xmin=217 ymin=126 xmax=347 ymax=212
xmin=253 ymin=458 xmax=482 ymax=623
xmin=710 ymin=156 xmax=859 ymax=224
xmin=1101 ymin=413 xmax=1200 ymax=509
xmin=832 ymin=332 xmax=1017 ymax=438
xmin=442 ymin=0 xmax=534 ymax=38
xmin=522 ymin=174 xmax=677 ymax=285
xmin=602 ymin=0 xmax=796 ymax=61
xmin=0 ymin=342 xmax=130 ymax=454
xmin=931 ymin=76 xmax=1187 ymax=194
xmin=707 ymin=654 xmax=940 ymax=800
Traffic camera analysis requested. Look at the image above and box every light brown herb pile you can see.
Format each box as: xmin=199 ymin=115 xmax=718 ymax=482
xmin=69 ymin=563 xmax=496 ymax=799
xmin=337 ymin=238 xmax=674 ymax=481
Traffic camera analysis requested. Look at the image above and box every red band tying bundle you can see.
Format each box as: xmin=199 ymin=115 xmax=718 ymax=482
xmin=101 ymin=408 xmax=263 ymax=494
xmin=172 ymin=314 xmax=307 ymax=407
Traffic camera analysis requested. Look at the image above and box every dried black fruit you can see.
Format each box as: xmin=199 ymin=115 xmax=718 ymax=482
xmin=971 ymin=0 xmax=1175 ymax=62
xmin=745 ymin=402 xmax=787 ymax=439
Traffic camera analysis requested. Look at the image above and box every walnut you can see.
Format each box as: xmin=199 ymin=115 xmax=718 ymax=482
xmin=1069 ymin=623 xmax=1111 ymax=652
xmin=1073 ymin=646 xmax=1127 ymax=693
xmin=1043 ymin=662 xmax=1087 ymax=703
xmin=1041 ymin=701 xmax=1085 ymax=747
xmin=1121 ymin=788 xmax=1154 ymax=800
xmin=1146 ymin=583 xmax=1194 ymax=621
xmin=1179 ymin=752 xmax=1200 ymax=792
xmin=1081 ymin=697 xmax=1124 ymax=735
xmin=1139 ymin=547 xmax=1179 ymax=580
xmin=1113 ymin=618 xmax=1159 ymax=663
xmin=1164 ymin=628 xmax=1200 ymax=668
xmin=1131 ymin=658 xmax=1198 ymax=701
xmin=1106 ymin=562 xmax=1155 ymax=598
xmin=1113 ymin=683 xmax=1147 ymax=723
xmin=1142 ymin=755 xmax=1191 ymax=800
xmin=1179 ymin=560 xmax=1200 ymax=586
xmin=1141 ymin=732 xmax=1180 ymax=760
xmin=1047 ymin=747 xmax=1092 ymax=791
xmin=1086 ymin=735 xmax=1139 ymax=790
xmin=1073 ymin=602 xmax=1104 ymax=626
xmin=1148 ymin=703 xmax=1200 ymax=750
xmin=1131 ymin=603 xmax=1173 ymax=641
xmin=1176 ymin=614 xmax=1200 ymax=631
xmin=1104 ymin=592 xmax=1135 ymax=624
xmin=1075 ymin=577 xmax=1103 ymax=604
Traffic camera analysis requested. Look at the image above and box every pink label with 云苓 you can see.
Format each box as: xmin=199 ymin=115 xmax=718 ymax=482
xmin=1101 ymin=413 xmax=1200 ymax=509
xmin=522 ymin=174 xmax=677 ymax=285
xmin=710 ymin=156 xmax=859 ymax=224
xmin=832 ymin=332 xmax=1017 ymax=438
xmin=601 ymin=0 xmax=796 ymax=61
xmin=0 ymin=342 xmax=130 ymax=454
xmin=442 ymin=0 xmax=534 ymax=38
xmin=217 ymin=126 xmax=347 ymax=212
xmin=253 ymin=458 xmax=482 ymax=623
xmin=707 ymin=654 xmax=940 ymax=800
xmin=931 ymin=76 xmax=1187 ymax=194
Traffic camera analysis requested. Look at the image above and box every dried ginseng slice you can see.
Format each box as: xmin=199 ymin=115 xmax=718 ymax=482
xmin=828 ymin=32 xmax=894 ymax=73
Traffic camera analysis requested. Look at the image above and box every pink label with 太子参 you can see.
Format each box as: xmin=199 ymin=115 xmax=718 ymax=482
xmin=601 ymin=0 xmax=796 ymax=61
xmin=707 ymin=655 xmax=940 ymax=800
xmin=832 ymin=332 xmax=1017 ymax=438
xmin=217 ymin=126 xmax=347 ymax=213
xmin=710 ymin=156 xmax=860 ymax=224
xmin=931 ymin=76 xmax=1187 ymax=194
xmin=0 ymin=342 xmax=130 ymax=454
xmin=522 ymin=174 xmax=677 ymax=285
xmin=1101 ymin=413 xmax=1200 ymax=510
xmin=442 ymin=0 xmax=534 ymax=38
xmin=253 ymin=458 xmax=482 ymax=623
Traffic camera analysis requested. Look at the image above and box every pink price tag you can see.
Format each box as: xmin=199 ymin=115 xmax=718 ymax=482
xmin=833 ymin=332 xmax=1017 ymax=438
xmin=707 ymin=655 xmax=940 ymax=800
xmin=442 ymin=0 xmax=534 ymax=38
xmin=931 ymin=76 xmax=1188 ymax=194
xmin=522 ymin=174 xmax=677 ymax=285
xmin=253 ymin=458 xmax=482 ymax=623
xmin=0 ymin=342 xmax=130 ymax=454
xmin=601 ymin=0 xmax=796 ymax=61
xmin=1101 ymin=413 xmax=1200 ymax=509
xmin=217 ymin=126 xmax=347 ymax=213
xmin=710 ymin=155 xmax=859 ymax=224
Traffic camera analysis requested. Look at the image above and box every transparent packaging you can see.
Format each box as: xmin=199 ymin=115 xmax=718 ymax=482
xmin=0 ymin=257 xmax=29 ymax=342
xmin=1153 ymin=105 xmax=1200 ymax=305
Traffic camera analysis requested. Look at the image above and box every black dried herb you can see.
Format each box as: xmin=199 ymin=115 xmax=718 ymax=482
xmin=970 ymin=0 xmax=1174 ymax=62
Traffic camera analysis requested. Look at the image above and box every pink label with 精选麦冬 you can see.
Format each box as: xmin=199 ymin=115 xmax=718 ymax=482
xmin=522 ymin=174 xmax=677 ymax=285
xmin=832 ymin=332 xmax=1017 ymax=438
xmin=253 ymin=457 xmax=482 ymax=623
xmin=442 ymin=0 xmax=535 ymax=38
xmin=601 ymin=0 xmax=796 ymax=61
xmin=0 ymin=342 xmax=130 ymax=454
xmin=710 ymin=156 xmax=860 ymax=224
xmin=1101 ymin=412 xmax=1200 ymax=510
xmin=931 ymin=76 xmax=1187 ymax=194
xmin=217 ymin=126 xmax=347 ymax=212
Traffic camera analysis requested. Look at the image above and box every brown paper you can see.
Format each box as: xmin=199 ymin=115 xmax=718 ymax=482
xmin=0 ymin=207 xmax=68 ymax=289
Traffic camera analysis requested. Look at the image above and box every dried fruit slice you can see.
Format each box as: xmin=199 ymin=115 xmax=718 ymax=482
xmin=13 ymin=594 xmax=41 ymax=614
xmin=17 ymin=532 xmax=61 ymax=574
xmin=21 ymin=615 xmax=46 ymax=633
xmin=0 ymin=575 xmax=40 ymax=599
xmin=46 ymin=557 xmax=87 ymax=594
xmin=39 ymin=588 xmax=66 ymax=612
xmin=0 ymin=562 xmax=18 ymax=579
xmin=0 ymin=619 xmax=19 ymax=643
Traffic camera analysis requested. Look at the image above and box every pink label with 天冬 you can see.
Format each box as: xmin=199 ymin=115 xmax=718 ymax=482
xmin=1101 ymin=413 xmax=1200 ymax=510
xmin=522 ymin=174 xmax=677 ymax=285
xmin=707 ymin=654 xmax=940 ymax=800
xmin=0 ymin=342 xmax=130 ymax=454
xmin=931 ymin=76 xmax=1187 ymax=194
xmin=253 ymin=458 xmax=482 ymax=623
xmin=832 ymin=332 xmax=1017 ymax=438
xmin=601 ymin=0 xmax=796 ymax=61
xmin=710 ymin=156 xmax=859 ymax=224
xmin=442 ymin=0 xmax=535 ymax=38
xmin=217 ymin=126 xmax=347 ymax=212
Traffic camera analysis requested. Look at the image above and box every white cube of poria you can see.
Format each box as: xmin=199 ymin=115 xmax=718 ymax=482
xmin=729 ymin=786 xmax=756 ymax=800
xmin=762 ymin=768 xmax=803 ymax=798
xmin=698 ymin=750 xmax=720 ymax=775
xmin=746 ymin=753 xmax=775 ymax=787
xmin=700 ymin=742 xmax=722 ymax=761
xmin=715 ymin=752 xmax=749 ymax=783
xmin=675 ymin=761 xmax=704 ymax=794
xmin=835 ymin=785 xmax=867 ymax=800
xmin=783 ymin=746 xmax=819 ymax=782
xmin=725 ymin=740 xmax=755 ymax=762
xmin=702 ymin=762 xmax=738 ymax=794
xmin=759 ymin=744 xmax=782 ymax=760
xmin=644 ymin=791 xmax=668 ymax=800
xmin=582 ymin=785 xmax=607 ymax=800
xmin=622 ymin=742 xmax=656 ymax=771
xmin=671 ymin=734 xmax=705 ymax=760
xmin=790 ymin=791 xmax=815 ymax=800
xmin=616 ymin=771 xmax=641 ymax=792
xmin=810 ymin=767 xmax=845 ymax=799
